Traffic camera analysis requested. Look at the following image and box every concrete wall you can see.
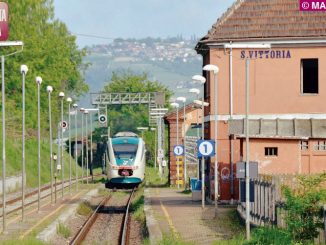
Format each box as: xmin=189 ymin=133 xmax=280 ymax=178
xmin=0 ymin=174 xmax=25 ymax=195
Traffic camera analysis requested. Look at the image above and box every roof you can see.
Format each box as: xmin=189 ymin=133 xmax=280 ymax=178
xmin=164 ymin=102 xmax=201 ymax=122
xmin=229 ymin=119 xmax=326 ymax=139
xmin=197 ymin=0 xmax=326 ymax=49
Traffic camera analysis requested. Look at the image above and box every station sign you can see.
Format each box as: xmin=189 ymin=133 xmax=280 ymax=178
xmin=197 ymin=140 xmax=215 ymax=158
xmin=0 ymin=3 xmax=8 ymax=41
xmin=173 ymin=145 xmax=184 ymax=156
xmin=236 ymin=161 xmax=258 ymax=179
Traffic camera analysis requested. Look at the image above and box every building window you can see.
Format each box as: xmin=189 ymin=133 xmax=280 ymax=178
xmin=300 ymin=141 xmax=309 ymax=150
xmin=314 ymin=141 xmax=326 ymax=151
xmin=265 ymin=147 xmax=278 ymax=156
xmin=301 ymin=59 xmax=318 ymax=94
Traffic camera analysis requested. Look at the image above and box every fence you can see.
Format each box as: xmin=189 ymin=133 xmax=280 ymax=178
xmin=237 ymin=174 xmax=326 ymax=243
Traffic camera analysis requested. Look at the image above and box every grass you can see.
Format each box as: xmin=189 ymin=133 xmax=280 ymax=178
xmin=0 ymin=238 xmax=46 ymax=245
xmin=56 ymin=221 xmax=71 ymax=239
xmin=155 ymin=234 xmax=196 ymax=245
xmin=145 ymin=166 xmax=169 ymax=187
xmin=0 ymin=134 xmax=84 ymax=190
xmin=131 ymin=185 xmax=145 ymax=224
xmin=76 ymin=200 xmax=93 ymax=216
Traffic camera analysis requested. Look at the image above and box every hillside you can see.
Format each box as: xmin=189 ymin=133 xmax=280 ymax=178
xmin=79 ymin=37 xmax=203 ymax=105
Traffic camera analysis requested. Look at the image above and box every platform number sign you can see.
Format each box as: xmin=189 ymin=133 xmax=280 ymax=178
xmin=173 ymin=145 xmax=184 ymax=156
xmin=197 ymin=140 xmax=215 ymax=158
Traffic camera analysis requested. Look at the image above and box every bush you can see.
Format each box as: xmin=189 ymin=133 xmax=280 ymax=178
xmin=282 ymin=173 xmax=326 ymax=243
xmin=244 ymin=227 xmax=292 ymax=245
xmin=76 ymin=201 xmax=93 ymax=216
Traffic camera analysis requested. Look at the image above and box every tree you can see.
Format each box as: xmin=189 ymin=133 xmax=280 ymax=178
xmin=93 ymin=71 xmax=172 ymax=166
xmin=102 ymin=70 xmax=171 ymax=134
xmin=2 ymin=0 xmax=88 ymax=133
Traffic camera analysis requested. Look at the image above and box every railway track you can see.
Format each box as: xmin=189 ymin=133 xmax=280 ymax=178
xmin=0 ymin=174 xmax=102 ymax=218
xmin=70 ymin=188 xmax=136 ymax=245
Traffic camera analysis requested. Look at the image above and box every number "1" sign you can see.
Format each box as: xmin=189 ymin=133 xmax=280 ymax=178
xmin=197 ymin=140 xmax=215 ymax=158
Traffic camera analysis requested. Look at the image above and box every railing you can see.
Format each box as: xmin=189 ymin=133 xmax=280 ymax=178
xmin=237 ymin=174 xmax=326 ymax=244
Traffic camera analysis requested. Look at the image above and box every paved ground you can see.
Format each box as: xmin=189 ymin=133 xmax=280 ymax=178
xmin=145 ymin=188 xmax=241 ymax=245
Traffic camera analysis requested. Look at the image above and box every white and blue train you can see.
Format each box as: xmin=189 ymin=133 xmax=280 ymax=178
xmin=105 ymin=132 xmax=146 ymax=188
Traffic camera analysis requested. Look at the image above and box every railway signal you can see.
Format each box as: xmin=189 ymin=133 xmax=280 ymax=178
xmin=98 ymin=114 xmax=107 ymax=124
xmin=60 ymin=120 xmax=68 ymax=129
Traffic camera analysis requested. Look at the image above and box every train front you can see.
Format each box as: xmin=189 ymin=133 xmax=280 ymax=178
xmin=106 ymin=136 xmax=145 ymax=188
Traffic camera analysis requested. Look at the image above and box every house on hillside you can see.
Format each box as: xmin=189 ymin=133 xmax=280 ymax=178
xmin=195 ymin=0 xmax=326 ymax=201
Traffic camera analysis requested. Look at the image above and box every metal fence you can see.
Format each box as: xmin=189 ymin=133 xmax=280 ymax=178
xmin=237 ymin=175 xmax=326 ymax=243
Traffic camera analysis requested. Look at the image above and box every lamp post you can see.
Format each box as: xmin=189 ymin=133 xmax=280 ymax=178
xmin=84 ymin=110 xmax=89 ymax=184
xmin=66 ymin=97 xmax=72 ymax=195
xmin=59 ymin=92 xmax=65 ymax=198
xmin=189 ymin=88 xmax=200 ymax=179
xmin=80 ymin=108 xmax=85 ymax=183
xmin=170 ymin=102 xmax=180 ymax=189
xmin=192 ymin=75 xmax=207 ymax=209
xmin=36 ymin=76 xmax=42 ymax=211
xmin=176 ymin=97 xmax=187 ymax=188
xmin=46 ymin=85 xmax=54 ymax=205
xmin=203 ymin=64 xmax=219 ymax=215
xmin=20 ymin=65 xmax=28 ymax=221
xmin=73 ymin=103 xmax=78 ymax=191
xmin=53 ymin=153 xmax=57 ymax=203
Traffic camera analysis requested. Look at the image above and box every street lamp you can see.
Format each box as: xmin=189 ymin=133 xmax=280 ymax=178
xmin=176 ymin=97 xmax=187 ymax=188
xmin=80 ymin=107 xmax=85 ymax=183
xmin=203 ymin=64 xmax=219 ymax=214
xmin=192 ymin=75 xmax=207 ymax=209
xmin=66 ymin=97 xmax=72 ymax=195
xmin=137 ymin=127 xmax=148 ymax=138
xmin=58 ymin=91 xmax=65 ymax=198
xmin=83 ymin=108 xmax=99 ymax=182
xmin=46 ymin=85 xmax=54 ymax=205
xmin=189 ymin=88 xmax=200 ymax=179
xmin=20 ymin=65 xmax=28 ymax=221
xmin=84 ymin=110 xmax=89 ymax=184
xmin=73 ymin=103 xmax=78 ymax=191
xmin=36 ymin=76 xmax=42 ymax=212
xmin=170 ymin=102 xmax=180 ymax=189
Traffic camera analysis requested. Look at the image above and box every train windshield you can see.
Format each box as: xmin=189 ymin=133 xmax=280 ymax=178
xmin=112 ymin=143 xmax=138 ymax=159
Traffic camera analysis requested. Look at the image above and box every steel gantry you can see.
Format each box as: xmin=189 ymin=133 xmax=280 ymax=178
xmin=91 ymin=92 xmax=165 ymax=127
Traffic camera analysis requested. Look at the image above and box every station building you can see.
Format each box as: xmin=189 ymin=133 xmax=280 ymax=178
xmin=195 ymin=0 xmax=326 ymax=201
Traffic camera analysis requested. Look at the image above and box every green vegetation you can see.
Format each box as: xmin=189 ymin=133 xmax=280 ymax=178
xmin=131 ymin=185 xmax=145 ymax=224
xmin=282 ymin=173 xmax=326 ymax=244
xmin=145 ymin=166 xmax=169 ymax=187
xmin=0 ymin=132 xmax=83 ymax=189
xmin=56 ymin=221 xmax=71 ymax=239
xmin=155 ymin=234 xmax=195 ymax=245
xmin=0 ymin=238 xmax=45 ymax=245
xmin=4 ymin=0 xmax=88 ymax=132
xmin=76 ymin=200 xmax=93 ymax=216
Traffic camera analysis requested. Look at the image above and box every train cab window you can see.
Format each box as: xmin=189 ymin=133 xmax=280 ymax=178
xmin=112 ymin=143 xmax=138 ymax=159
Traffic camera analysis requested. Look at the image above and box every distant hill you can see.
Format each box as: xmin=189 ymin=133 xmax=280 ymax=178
xmin=79 ymin=37 xmax=203 ymax=106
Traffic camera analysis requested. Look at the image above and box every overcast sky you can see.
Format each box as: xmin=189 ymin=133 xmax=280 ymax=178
xmin=53 ymin=0 xmax=235 ymax=47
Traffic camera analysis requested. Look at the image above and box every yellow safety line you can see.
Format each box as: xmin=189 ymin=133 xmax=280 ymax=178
xmin=19 ymin=190 xmax=85 ymax=240
xmin=159 ymin=200 xmax=180 ymax=239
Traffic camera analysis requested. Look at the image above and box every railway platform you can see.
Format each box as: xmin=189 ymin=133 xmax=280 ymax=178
xmin=145 ymin=187 xmax=240 ymax=245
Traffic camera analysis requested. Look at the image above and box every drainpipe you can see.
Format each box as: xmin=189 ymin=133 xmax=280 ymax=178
xmin=230 ymin=44 xmax=235 ymax=201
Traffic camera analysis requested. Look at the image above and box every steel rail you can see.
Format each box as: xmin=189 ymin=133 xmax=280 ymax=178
xmin=120 ymin=188 xmax=136 ymax=245
xmin=70 ymin=195 xmax=111 ymax=245
xmin=0 ymin=174 xmax=102 ymax=214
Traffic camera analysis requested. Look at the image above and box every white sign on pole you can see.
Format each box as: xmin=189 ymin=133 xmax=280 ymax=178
xmin=197 ymin=140 xmax=215 ymax=157
xmin=158 ymin=149 xmax=164 ymax=158
xmin=173 ymin=145 xmax=184 ymax=156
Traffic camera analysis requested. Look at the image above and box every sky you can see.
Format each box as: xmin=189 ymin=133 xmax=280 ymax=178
xmin=53 ymin=0 xmax=235 ymax=47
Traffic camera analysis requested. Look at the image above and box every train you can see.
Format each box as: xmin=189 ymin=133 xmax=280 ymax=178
xmin=105 ymin=132 xmax=146 ymax=188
